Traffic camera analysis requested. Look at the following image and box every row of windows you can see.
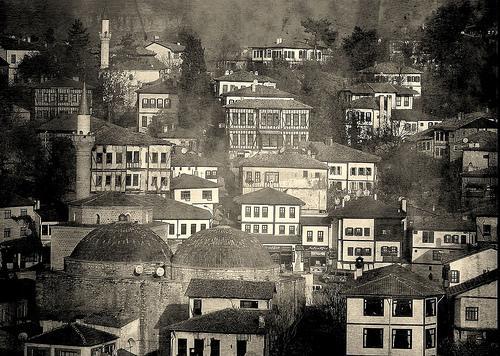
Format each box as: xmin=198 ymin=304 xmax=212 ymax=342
xmin=232 ymin=133 xmax=307 ymax=148
xmin=168 ymin=223 xmax=207 ymax=236
xmin=347 ymin=111 xmax=372 ymax=123
xmin=40 ymin=92 xmax=89 ymax=104
xmin=395 ymin=96 xmax=411 ymax=107
xmin=141 ymin=98 xmax=172 ymax=109
xmin=244 ymin=206 xmax=296 ymax=219
xmin=244 ymin=224 xmax=296 ymax=235
xmin=175 ymin=169 xmax=217 ymax=180
xmin=3 ymin=209 xmax=28 ymax=219
xmin=94 ymin=174 xmax=167 ymax=188
xmin=244 ymin=171 xmax=279 ymax=184
xmin=347 ymin=247 xmax=372 ymax=256
xmin=362 ymin=328 xmax=435 ymax=349
xmin=177 ymin=338 xmax=247 ymax=356
xmin=252 ymin=49 xmax=322 ymax=60
xmin=420 ymin=231 xmax=469 ymax=244
xmin=95 ymin=151 xmax=168 ymax=165
xmin=180 ymin=190 xmax=213 ymax=201
xmin=345 ymin=227 xmax=371 ymax=237
xmin=306 ymin=230 xmax=324 ymax=242
xmin=363 ymin=297 xmax=436 ymax=317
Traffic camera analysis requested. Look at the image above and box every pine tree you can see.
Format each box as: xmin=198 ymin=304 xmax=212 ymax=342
xmin=65 ymin=19 xmax=93 ymax=79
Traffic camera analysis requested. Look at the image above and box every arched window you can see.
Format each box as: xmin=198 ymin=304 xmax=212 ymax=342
xmin=127 ymin=338 xmax=136 ymax=351
xmin=118 ymin=214 xmax=128 ymax=222
xmin=96 ymin=214 xmax=100 ymax=224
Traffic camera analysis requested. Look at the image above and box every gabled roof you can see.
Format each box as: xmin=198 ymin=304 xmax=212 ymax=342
xmin=359 ymin=62 xmax=423 ymax=74
xmin=171 ymin=153 xmax=221 ymax=168
xmin=33 ymin=77 xmax=94 ymax=89
xmin=221 ymin=85 xmax=293 ymax=99
xmin=300 ymin=215 xmax=331 ymax=226
xmin=170 ymin=174 xmax=219 ymax=190
xmin=412 ymin=214 xmax=476 ymax=232
xmin=27 ymin=323 xmax=118 ymax=346
xmin=391 ymin=109 xmax=441 ymax=122
xmin=168 ymin=308 xmax=270 ymax=335
xmin=349 ymin=97 xmax=379 ymax=110
xmin=441 ymin=246 xmax=497 ymax=265
xmin=432 ymin=112 xmax=497 ymax=131
xmin=237 ymin=152 xmax=328 ymax=170
xmin=135 ymin=79 xmax=178 ymax=94
xmin=224 ymin=98 xmax=312 ymax=110
xmin=250 ymin=39 xmax=320 ymax=50
xmin=329 ymin=197 xmax=405 ymax=219
xmin=185 ymin=279 xmax=275 ymax=299
xmin=309 ymin=141 xmax=381 ymax=163
xmin=83 ymin=311 xmax=138 ymax=328
xmin=447 ymin=269 xmax=498 ymax=296
xmin=343 ymin=264 xmax=444 ymax=297
xmin=146 ymin=40 xmax=185 ymax=52
xmin=0 ymin=193 xmax=33 ymax=208
xmin=234 ymin=188 xmax=305 ymax=206
xmin=215 ymin=71 xmax=276 ymax=83
xmin=343 ymin=83 xmax=418 ymax=95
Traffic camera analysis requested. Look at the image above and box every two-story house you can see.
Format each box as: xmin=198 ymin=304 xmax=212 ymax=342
xmin=410 ymin=214 xmax=477 ymax=283
xmin=331 ymin=197 xmax=406 ymax=271
xmin=220 ymin=83 xmax=294 ymax=106
xmin=358 ymin=61 xmax=423 ymax=95
xmin=213 ymin=70 xmax=276 ymax=98
xmin=171 ymin=152 xmax=221 ymax=183
xmin=136 ymin=79 xmax=179 ymax=133
xmin=250 ymin=38 xmax=325 ymax=65
xmin=343 ymin=264 xmax=444 ymax=356
xmin=224 ymin=99 xmax=312 ymax=158
xmin=468 ymin=202 xmax=497 ymax=246
xmin=170 ymin=174 xmax=219 ymax=214
xmin=238 ymin=152 xmax=328 ymax=214
xmin=390 ymin=109 xmax=442 ymax=138
xmin=0 ymin=36 xmax=39 ymax=85
xmin=308 ymin=141 xmax=381 ymax=194
xmin=144 ymin=39 xmax=185 ymax=68
xmin=33 ymin=77 xmax=93 ymax=121
xmin=300 ymin=215 xmax=332 ymax=274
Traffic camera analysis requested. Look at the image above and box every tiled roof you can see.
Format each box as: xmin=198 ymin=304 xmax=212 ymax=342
xmin=391 ymin=109 xmax=440 ymax=122
xmin=309 ymin=141 xmax=381 ymax=163
xmin=33 ymin=77 xmax=94 ymax=89
xmin=185 ymin=279 xmax=275 ymax=299
xmin=83 ymin=311 xmax=138 ymax=328
xmin=300 ymin=215 xmax=331 ymax=226
xmin=432 ymin=112 xmax=497 ymax=131
xmin=0 ymin=193 xmax=33 ymax=208
xmin=221 ymin=85 xmax=294 ymax=99
xmin=237 ymin=152 xmax=328 ymax=170
xmin=28 ymin=323 xmax=118 ymax=346
xmin=343 ymin=83 xmax=418 ymax=95
xmin=135 ymin=79 xmax=178 ymax=94
xmin=329 ymin=197 xmax=404 ymax=219
xmin=224 ymin=98 xmax=312 ymax=110
xmin=412 ymin=214 xmax=476 ymax=232
xmin=170 ymin=174 xmax=219 ymax=189
xmin=441 ymin=246 xmax=497 ymax=265
xmin=168 ymin=308 xmax=270 ymax=335
xmin=234 ymin=188 xmax=305 ymax=206
xmin=171 ymin=153 xmax=221 ymax=168
xmin=146 ymin=40 xmax=185 ymax=52
xmin=214 ymin=71 xmax=276 ymax=83
xmin=254 ymin=234 xmax=302 ymax=245
xmin=343 ymin=264 xmax=444 ymax=297
xmin=359 ymin=62 xmax=423 ymax=74
xmin=447 ymin=269 xmax=498 ymax=296
xmin=349 ymin=97 xmax=379 ymax=110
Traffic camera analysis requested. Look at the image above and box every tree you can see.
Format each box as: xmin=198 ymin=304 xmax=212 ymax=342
xmin=99 ymin=70 xmax=130 ymax=123
xmin=301 ymin=17 xmax=337 ymax=59
xmin=17 ymin=51 xmax=59 ymax=83
xmin=342 ymin=26 xmax=378 ymax=71
xmin=44 ymin=27 xmax=56 ymax=46
xmin=178 ymin=29 xmax=209 ymax=95
xmin=65 ymin=19 xmax=93 ymax=79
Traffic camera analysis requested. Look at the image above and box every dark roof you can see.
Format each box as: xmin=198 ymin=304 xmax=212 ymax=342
xmin=251 ymin=39 xmax=319 ymax=50
xmin=170 ymin=174 xmax=219 ymax=189
xmin=28 ymin=323 xmax=118 ymax=346
xmin=171 ymin=153 xmax=221 ymax=168
xmin=0 ymin=57 xmax=9 ymax=66
xmin=309 ymin=141 xmax=381 ymax=163
xmin=185 ymin=279 xmax=275 ymax=299
xmin=254 ymin=234 xmax=302 ymax=245
xmin=168 ymin=308 xmax=270 ymax=335
xmin=343 ymin=83 xmax=418 ymax=95
xmin=83 ymin=311 xmax=138 ymax=328
xmin=448 ymin=269 xmax=498 ymax=296
xmin=441 ymin=246 xmax=497 ymax=265
xmin=69 ymin=222 xmax=172 ymax=263
xmin=237 ymin=152 xmax=328 ymax=170
xmin=214 ymin=71 xmax=276 ymax=83
xmin=329 ymin=197 xmax=405 ymax=219
xmin=221 ymin=85 xmax=293 ymax=99
xmin=391 ymin=109 xmax=440 ymax=122
xmin=343 ymin=264 xmax=444 ymax=297
xmin=300 ymin=215 xmax=331 ymax=226
xmin=33 ymin=77 xmax=94 ymax=89
xmin=0 ymin=279 xmax=35 ymax=303
xmin=135 ymin=79 xmax=178 ymax=94
xmin=412 ymin=215 xmax=476 ymax=232
xmin=467 ymin=201 xmax=498 ymax=217
xmin=0 ymin=193 xmax=33 ymax=208
xmin=432 ymin=112 xmax=497 ymax=131
xmin=172 ymin=226 xmax=276 ymax=269
xmin=146 ymin=40 xmax=185 ymax=52
xmin=234 ymin=188 xmax=305 ymax=206
xmin=349 ymin=97 xmax=379 ymax=110
xmin=359 ymin=62 xmax=423 ymax=74
xmin=224 ymin=98 xmax=312 ymax=110
xmin=111 ymin=55 xmax=166 ymax=71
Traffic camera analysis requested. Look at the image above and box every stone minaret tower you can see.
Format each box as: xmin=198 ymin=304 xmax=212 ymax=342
xmin=72 ymin=83 xmax=95 ymax=200
xmin=100 ymin=17 xmax=111 ymax=69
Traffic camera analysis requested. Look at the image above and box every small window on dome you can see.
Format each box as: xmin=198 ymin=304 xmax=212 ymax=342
xmin=118 ymin=214 xmax=129 ymax=222
xmin=96 ymin=214 xmax=100 ymax=224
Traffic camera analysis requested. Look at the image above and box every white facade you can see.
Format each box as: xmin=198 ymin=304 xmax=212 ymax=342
xmin=240 ymin=203 xmax=301 ymax=236
xmin=0 ymin=47 xmax=39 ymax=84
xmin=172 ymin=187 xmax=219 ymax=214
xmin=447 ymin=248 xmax=497 ymax=287
xmin=171 ymin=166 xmax=219 ymax=183
xmin=144 ymin=42 xmax=183 ymax=68
xmin=325 ymin=162 xmax=377 ymax=193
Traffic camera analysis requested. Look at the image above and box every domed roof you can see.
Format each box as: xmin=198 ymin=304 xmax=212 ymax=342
xmin=70 ymin=223 xmax=172 ymax=262
xmin=172 ymin=226 xmax=275 ymax=269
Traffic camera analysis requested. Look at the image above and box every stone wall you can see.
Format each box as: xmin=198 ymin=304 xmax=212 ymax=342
xmin=171 ymin=264 xmax=281 ymax=283
xmin=69 ymin=205 xmax=153 ymax=225
xmin=64 ymin=259 xmax=170 ymax=279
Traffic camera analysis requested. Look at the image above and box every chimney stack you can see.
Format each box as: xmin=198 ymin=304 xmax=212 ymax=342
xmin=399 ymin=197 xmax=407 ymax=213
xmin=354 ymin=257 xmax=364 ymax=280
xmin=276 ymin=37 xmax=283 ymax=44
xmin=373 ymin=193 xmax=378 ymax=201
xmin=254 ymin=71 xmax=259 ymax=76
xmin=251 ymin=79 xmax=258 ymax=92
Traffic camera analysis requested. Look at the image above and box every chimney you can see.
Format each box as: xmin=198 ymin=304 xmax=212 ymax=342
xmin=373 ymin=193 xmax=378 ymax=201
xmin=399 ymin=197 xmax=407 ymax=213
xmin=258 ymin=315 xmax=265 ymax=329
xmin=432 ymin=204 xmax=435 ymax=212
xmin=276 ymin=37 xmax=283 ymax=44
xmin=254 ymin=71 xmax=259 ymax=76
xmin=176 ymin=42 xmax=181 ymax=46
xmin=72 ymin=76 xmax=79 ymax=82
xmin=154 ymin=35 xmax=160 ymax=41
xmin=251 ymin=79 xmax=258 ymax=92
xmin=224 ymin=70 xmax=230 ymax=76
xmin=354 ymin=257 xmax=364 ymax=280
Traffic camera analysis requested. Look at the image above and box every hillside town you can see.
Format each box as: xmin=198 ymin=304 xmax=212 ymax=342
xmin=0 ymin=1 xmax=497 ymax=356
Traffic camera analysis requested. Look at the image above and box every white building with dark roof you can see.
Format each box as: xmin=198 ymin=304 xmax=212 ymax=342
xmin=213 ymin=70 xmax=276 ymax=97
xmin=170 ymin=174 xmax=220 ymax=214
xmin=144 ymin=39 xmax=185 ymax=68
xmin=221 ymin=83 xmax=294 ymax=105
xmin=359 ymin=61 xmax=423 ymax=95
xmin=171 ymin=153 xmax=221 ymax=183
xmin=250 ymin=38 xmax=326 ymax=64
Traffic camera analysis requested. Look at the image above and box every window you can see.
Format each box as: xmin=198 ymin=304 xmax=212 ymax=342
xmin=289 ymin=226 xmax=296 ymax=235
xmin=366 ymin=167 xmax=372 ymax=176
xmin=115 ymin=175 xmax=121 ymax=187
xmin=358 ymin=167 xmax=365 ymax=175
xmin=393 ymin=299 xmax=413 ymax=317
xmin=279 ymin=225 xmax=285 ymax=234
xmin=363 ymin=228 xmax=370 ymax=236
xmin=237 ymin=340 xmax=247 ymax=356
xmin=222 ymin=84 xmax=228 ymax=93
xmin=285 ymin=113 xmax=291 ymax=126
xmin=151 ymin=152 xmax=158 ymax=163
xmin=293 ymin=113 xmax=299 ymax=126
xmin=264 ymin=172 xmax=279 ymax=183
xmin=452 ymin=234 xmax=459 ymax=243
xmin=95 ymin=175 xmax=102 ymax=187
xmin=404 ymin=96 xmax=410 ymax=106
xmin=160 ymin=153 xmax=167 ymax=163
xmin=169 ymin=224 xmax=175 ymax=235
xmin=262 ymin=225 xmax=268 ymax=233
xmin=240 ymin=300 xmax=258 ymax=308
xmin=157 ymin=98 xmax=163 ymax=108
xmin=450 ymin=270 xmax=460 ymax=283
xmin=116 ymin=152 xmax=123 ymax=164
xmin=4 ymin=210 xmax=11 ymax=219
xmin=3 ymin=228 xmax=10 ymax=238
xmin=132 ymin=174 xmax=139 ymax=186
xmin=27 ymin=347 xmax=50 ymax=356
xmin=202 ymin=190 xmax=212 ymax=201
xmin=318 ymin=231 xmax=324 ymax=242
xmin=279 ymin=207 xmax=285 ymax=218
xmin=178 ymin=339 xmax=188 ymax=356
xmin=392 ymin=329 xmax=412 ymax=349
xmin=55 ymin=350 xmax=79 ymax=356
xmin=347 ymin=247 xmax=353 ymax=256
xmin=300 ymin=113 xmax=307 ymax=126
xmin=210 ymin=339 xmax=220 ymax=356
xmin=105 ymin=152 xmax=113 ymax=164
xmin=426 ymin=298 xmax=436 ymax=317
xmin=444 ymin=234 xmax=452 ymax=243
xmin=426 ymin=328 xmax=436 ymax=349
xmin=253 ymin=225 xmax=259 ymax=233
xmin=484 ymin=224 xmax=491 ymax=236
xmin=432 ymin=250 xmax=442 ymax=261
xmin=180 ymin=191 xmax=191 ymax=201
xmin=396 ymin=96 xmax=402 ymax=106
xmin=422 ymin=231 xmax=434 ymax=243
xmin=254 ymin=172 xmax=260 ymax=183
xmin=245 ymin=224 xmax=251 ymax=232
xmin=345 ymin=227 xmax=353 ymax=236
xmin=262 ymin=207 xmax=268 ymax=217
xmin=465 ymin=307 xmax=478 ymax=321
xmin=180 ymin=224 xmax=187 ymax=235
xmin=354 ymin=228 xmax=363 ymax=236
xmin=303 ymin=170 xmax=308 ymax=178
xmin=254 ymin=207 xmax=260 ymax=218
xmin=246 ymin=171 xmax=252 ymax=182
xmin=96 ymin=152 xmax=103 ymax=163
xmin=248 ymin=113 xmax=254 ymax=126
xmin=363 ymin=328 xmax=383 ymax=348
xmin=142 ymin=98 xmax=149 ymax=108
xmin=160 ymin=177 xmax=167 ymax=187
xmin=10 ymin=54 xmax=16 ymax=64
xmin=351 ymin=167 xmax=356 ymax=176
xmin=105 ymin=175 xmax=111 ymax=186
xmin=364 ymin=298 xmax=384 ymax=316
xmin=141 ymin=116 xmax=148 ymax=127
xmin=381 ymin=246 xmax=398 ymax=256
xmin=245 ymin=206 xmax=251 ymax=218
xmin=307 ymin=231 xmax=313 ymax=242
xmin=191 ymin=224 xmax=196 ymax=235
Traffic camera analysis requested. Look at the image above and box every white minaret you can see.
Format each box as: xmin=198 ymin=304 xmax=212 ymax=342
xmin=100 ymin=18 xmax=111 ymax=69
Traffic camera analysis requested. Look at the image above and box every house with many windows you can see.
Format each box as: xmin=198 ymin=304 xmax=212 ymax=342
xmin=224 ymin=99 xmax=312 ymax=158
xmin=390 ymin=109 xmax=442 ymax=138
xmin=249 ymin=38 xmax=326 ymax=65
xmin=220 ymin=83 xmax=294 ymax=106
xmin=300 ymin=215 xmax=332 ymax=274
xmin=171 ymin=153 xmax=221 ymax=183
xmin=170 ymin=174 xmax=219 ymax=214
xmin=358 ymin=61 xmax=423 ymax=95
xmin=330 ymin=197 xmax=406 ymax=271
xmin=136 ymin=79 xmax=179 ymax=133
xmin=343 ymin=264 xmax=444 ymax=356
xmin=33 ymin=77 xmax=93 ymax=121
xmin=213 ymin=70 xmax=276 ymax=98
